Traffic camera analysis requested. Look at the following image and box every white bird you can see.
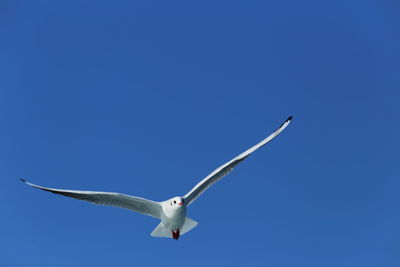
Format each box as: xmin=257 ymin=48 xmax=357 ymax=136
xmin=21 ymin=116 xmax=292 ymax=240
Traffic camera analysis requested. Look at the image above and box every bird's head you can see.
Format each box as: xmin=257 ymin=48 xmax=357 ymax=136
xmin=168 ymin=196 xmax=185 ymax=209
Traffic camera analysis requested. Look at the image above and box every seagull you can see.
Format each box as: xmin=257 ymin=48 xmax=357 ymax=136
xmin=21 ymin=116 xmax=292 ymax=240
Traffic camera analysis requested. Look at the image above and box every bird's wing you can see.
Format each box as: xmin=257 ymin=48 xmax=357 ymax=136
xmin=183 ymin=116 xmax=292 ymax=206
xmin=21 ymin=179 xmax=162 ymax=218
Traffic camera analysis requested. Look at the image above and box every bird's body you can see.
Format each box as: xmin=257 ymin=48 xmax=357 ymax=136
xmin=161 ymin=202 xmax=186 ymax=230
xmin=21 ymin=116 xmax=292 ymax=240
xmin=159 ymin=197 xmax=187 ymax=239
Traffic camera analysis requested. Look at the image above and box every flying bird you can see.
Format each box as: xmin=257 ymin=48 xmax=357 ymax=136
xmin=21 ymin=116 xmax=292 ymax=240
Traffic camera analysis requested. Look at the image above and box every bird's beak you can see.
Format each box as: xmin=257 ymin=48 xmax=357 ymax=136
xmin=178 ymin=202 xmax=183 ymax=206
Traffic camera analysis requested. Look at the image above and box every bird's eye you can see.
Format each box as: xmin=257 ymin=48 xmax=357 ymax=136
xmin=173 ymin=200 xmax=176 ymax=204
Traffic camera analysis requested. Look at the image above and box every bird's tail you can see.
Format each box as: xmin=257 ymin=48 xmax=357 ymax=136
xmin=180 ymin=217 xmax=198 ymax=235
xmin=150 ymin=217 xmax=198 ymax=238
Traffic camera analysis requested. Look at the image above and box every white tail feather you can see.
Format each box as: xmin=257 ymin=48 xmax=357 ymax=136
xmin=150 ymin=217 xmax=198 ymax=238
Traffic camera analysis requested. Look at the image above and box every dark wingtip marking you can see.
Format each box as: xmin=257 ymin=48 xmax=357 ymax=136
xmin=278 ymin=116 xmax=293 ymax=129
xmin=20 ymin=178 xmax=27 ymax=183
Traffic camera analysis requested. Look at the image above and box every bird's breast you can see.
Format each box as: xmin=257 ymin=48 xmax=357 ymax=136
xmin=161 ymin=206 xmax=186 ymax=229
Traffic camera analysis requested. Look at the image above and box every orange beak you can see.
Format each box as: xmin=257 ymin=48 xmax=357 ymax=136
xmin=178 ymin=202 xmax=183 ymax=206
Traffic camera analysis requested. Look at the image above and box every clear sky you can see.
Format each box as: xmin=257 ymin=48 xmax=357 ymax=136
xmin=1 ymin=1 xmax=399 ymax=266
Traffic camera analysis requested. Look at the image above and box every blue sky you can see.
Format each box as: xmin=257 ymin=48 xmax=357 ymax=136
xmin=1 ymin=0 xmax=399 ymax=266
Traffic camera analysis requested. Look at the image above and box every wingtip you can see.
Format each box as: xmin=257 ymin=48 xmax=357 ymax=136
xmin=20 ymin=178 xmax=27 ymax=183
xmin=278 ymin=116 xmax=293 ymax=129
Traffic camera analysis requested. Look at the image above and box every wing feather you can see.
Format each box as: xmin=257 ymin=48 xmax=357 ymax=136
xmin=21 ymin=179 xmax=162 ymax=218
xmin=183 ymin=116 xmax=292 ymax=206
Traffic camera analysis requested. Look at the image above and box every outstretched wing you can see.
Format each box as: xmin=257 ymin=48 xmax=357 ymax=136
xmin=21 ymin=179 xmax=162 ymax=218
xmin=183 ymin=116 xmax=292 ymax=206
